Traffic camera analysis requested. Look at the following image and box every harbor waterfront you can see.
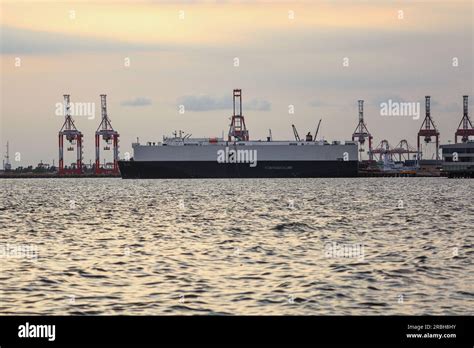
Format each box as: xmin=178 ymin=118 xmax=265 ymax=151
xmin=3 ymin=91 xmax=472 ymax=179
xmin=0 ymin=177 xmax=472 ymax=315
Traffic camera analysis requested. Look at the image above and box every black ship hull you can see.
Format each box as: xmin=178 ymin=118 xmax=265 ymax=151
xmin=118 ymin=160 xmax=358 ymax=178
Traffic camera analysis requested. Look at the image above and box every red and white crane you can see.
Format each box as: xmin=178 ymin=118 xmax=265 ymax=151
xmin=417 ymin=96 xmax=440 ymax=160
xmin=228 ymin=89 xmax=249 ymax=142
xmin=455 ymin=95 xmax=474 ymax=143
xmin=352 ymin=100 xmax=373 ymax=161
xmin=59 ymin=94 xmax=83 ymax=175
xmin=95 ymin=94 xmax=119 ymax=175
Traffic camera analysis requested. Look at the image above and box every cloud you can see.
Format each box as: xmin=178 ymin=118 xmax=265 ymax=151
xmin=309 ymin=100 xmax=336 ymax=108
xmin=0 ymin=26 xmax=165 ymax=55
xmin=177 ymin=95 xmax=271 ymax=112
xmin=121 ymin=97 xmax=152 ymax=107
xmin=176 ymin=95 xmax=229 ymax=111
xmin=372 ymin=95 xmax=409 ymax=106
xmin=245 ymin=99 xmax=271 ymax=111
xmin=371 ymin=96 xmax=446 ymax=109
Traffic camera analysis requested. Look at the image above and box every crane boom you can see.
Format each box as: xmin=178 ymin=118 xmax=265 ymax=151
xmin=292 ymin=124 xmax=300 ymax=141
xmin=314 ymin=119 xmax=322 ymax=141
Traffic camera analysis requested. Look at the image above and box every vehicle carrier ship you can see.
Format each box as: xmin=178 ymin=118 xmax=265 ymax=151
xmin=118 ymin=89 xmax=358 ymax=178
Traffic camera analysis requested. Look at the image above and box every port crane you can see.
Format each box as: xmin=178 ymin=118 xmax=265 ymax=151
xmin=58 ymin=94 xmax=83 ymax=175
xmin=371 ymin=140 xmax=392 ymax=162
xmin=391 ymin=140 xmax=418 ymax=162
xmin=455 ymin=95 xmax=474 ymax=143
xmin=417 ymin=96 xmax=440 ymax=160
xmin=352 ymin=100 xmax=373 ymax=161
xmin=228 ymin=89 xmax=249 ymax=141
xmin=95 ymin=94 xmax=120 ymax=174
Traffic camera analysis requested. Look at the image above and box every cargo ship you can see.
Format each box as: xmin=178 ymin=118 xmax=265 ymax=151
xmin=118 ymin=89 xmax=358 ymax=178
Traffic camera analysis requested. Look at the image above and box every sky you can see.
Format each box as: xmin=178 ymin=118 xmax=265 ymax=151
xmin=0 ymin=0 xmax=473 ymax=167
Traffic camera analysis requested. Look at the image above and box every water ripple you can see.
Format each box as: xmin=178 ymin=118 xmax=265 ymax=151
xmin=0 ymin=177 xmax=472 ymax=315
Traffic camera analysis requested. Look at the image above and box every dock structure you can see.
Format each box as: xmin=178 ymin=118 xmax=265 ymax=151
xmin=5 ymin=92 xmax=467 ymax=179
xmin=440 ymin=142 xmax=474 ymax=178
xmin=441 ymin=95 xmax=474 ymax=178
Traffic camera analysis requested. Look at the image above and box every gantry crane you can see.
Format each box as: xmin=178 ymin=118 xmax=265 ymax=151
xmin=95 ymin=94 xmax=119 ymax=174
xmin=455 ymin=95 xmax=474 ymax=143
xmin=352 ymin=100 xmax=373 ymax=161
xmin=417 ymin=96 xmax=440 ymax=160
xmin=59 ymin=94 xmax=83 ymax=175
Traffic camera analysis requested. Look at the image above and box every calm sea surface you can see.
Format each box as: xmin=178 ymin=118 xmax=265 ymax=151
xmin=0 ymin=178 xmax=472 ymax=315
